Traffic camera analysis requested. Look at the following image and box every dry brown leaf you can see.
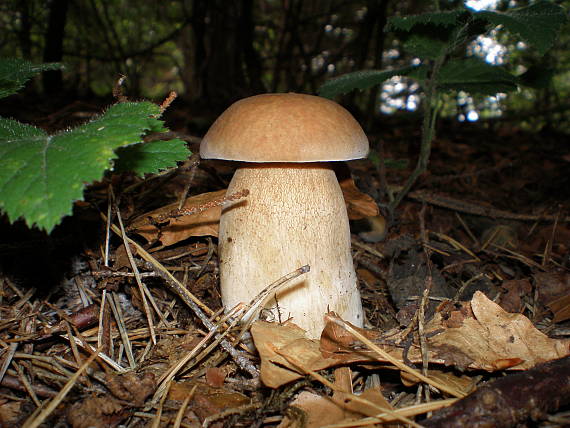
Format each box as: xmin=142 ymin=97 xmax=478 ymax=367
xmin=105 ymin=372 xmax=156 ymax=406
xmin=168 ymin=381 xmax=250 ymax=422
xmin=129 ymin=180 xmax=376 ymax=247
xmin=205 ymin=367 xmax=227 ymax=388
xmin=339 ymin=176 xmax=379 ymax=220
xmin=278 ymin=391 xmax=358 ymax=428
xmin=337 ymin=388 xmax=394 ymax=418
xmin=67 ymin=396 xmax=127 ymax=428
xmin=548 ymin=294 xmax=570 ymax=323
xmin=0 ymin=399 xmax=21 ymax=427
xmin=129 ymin=189 xmax=225 ymax=245
xmin=427 ymin=291 xmax=570 ymax=371
xmin=251 ymin=321 xmax=339 ymax=388
xmin=400 ymin=369 xmax=478 ymax=396
xmin=252 ymin=293 xmax=569 ymax=388
xmin=534 ymin=271 xmax=570 ymax=306
xmin=498 ymin=279 xmax=532 ymax=313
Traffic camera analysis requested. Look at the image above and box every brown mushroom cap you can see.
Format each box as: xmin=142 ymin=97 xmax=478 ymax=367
xmin=200 ymin=93 xmax=369 ymax=162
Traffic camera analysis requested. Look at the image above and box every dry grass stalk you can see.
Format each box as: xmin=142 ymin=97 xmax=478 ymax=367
xmin=274 ymin=348 xmax=421 ymax=427
xmin=113 ymin=197 xmax=157 ymax=345
xmin=173 ymin=384 xmax=197 ymax=428
xmin=322 ymin=399 xmax=459 ymax=427
xmin=21 ymin=347 xmax=102 ymax=428
xmin=327 ymin=316 xmax=465 ymax=399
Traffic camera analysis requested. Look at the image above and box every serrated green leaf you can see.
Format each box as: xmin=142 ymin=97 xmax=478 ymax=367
xmin=0 ymin=58 xmax=63 ymax=99
xmin=386 ymin=10 xmax=469 ymax=32
xmin=436 ymin=58 xmax=518 ymax=94
xmin=318 ymin=66 xmax=419 ymax=98
xmin=404 ymin=34 xmax=448 ymax=59
xmin=475 ymin=1 xmax=567 ymax=55
xmin=0 ymin=102 xmax=162 ymax=232
xmin=115 ymin=139 xmax=190 ymax=176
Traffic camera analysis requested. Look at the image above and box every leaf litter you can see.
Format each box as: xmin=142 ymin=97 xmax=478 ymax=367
xmin=1 ymin=115 xmax=570 ymax=427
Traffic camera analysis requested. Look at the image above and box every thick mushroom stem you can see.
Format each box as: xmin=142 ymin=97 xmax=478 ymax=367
xmin=219 ymin=163 xmax=363 ymax=338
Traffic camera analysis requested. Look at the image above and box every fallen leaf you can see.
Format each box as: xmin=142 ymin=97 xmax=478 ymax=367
xmin=534 ymin=272 xmax=570 ymax=306
xmin=105 ymin=372 xmax=156 ymax=406
xmin=498 ymin=279 xmax=532 ymax=313
xmin=427 ymin=291 xmax=570 ymax=370
xmin=278 ymin=391 xmax=358 ymax=428
xmin=548 ymin=294 xmax=570 ymax=323
xmin=168 ymin=381 xmax=250 ymax=422
xmin=339 ymin=177 xmax=379 ymax=220
xmin=129 ymin=179 xmax=377 ymax=247
xmin=67 ymin=396 xmax=128 ymax=428
xmin=319 ymin=293 xmax=570 ymax=373
xmin=251 ymin=321 xmax=339 ymax=388
xmin=129 ymin=189 xmax=225 ymax=245
xmin=206 ymin=367 xmax=227 ymax=388
xmin=400 ymin=369 xmax=478 ymax=396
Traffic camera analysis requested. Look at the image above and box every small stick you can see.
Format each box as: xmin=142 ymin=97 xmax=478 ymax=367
xmin=21 ymin=347 xmax=103 ymax=428
xmin=173 ymin=385 xmax=196 ymax=428
xmin=137 ymin=258 xmax=259 ymax=378
xmin=112 ymin=192 xmax=157 ymax=345
xmin=236 ymin=265 xmax=310 ymax=342
xmin=326 ymin=315 xmax=465 ymax=398
xmin=274 ymin=349 xmax=421 ymax=428
xmin=156 ymin=189 xmax=250 ymax=223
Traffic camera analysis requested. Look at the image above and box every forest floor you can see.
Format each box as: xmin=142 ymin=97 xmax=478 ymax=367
xmin=1 ymin=96 xmax=569 ymax=427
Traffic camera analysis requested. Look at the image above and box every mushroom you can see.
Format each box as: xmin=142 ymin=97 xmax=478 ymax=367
xmin=200 ymin=93 xmax=369 ymax=338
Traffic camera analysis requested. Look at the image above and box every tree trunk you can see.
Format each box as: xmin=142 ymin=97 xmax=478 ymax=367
xmin=182 ymin=0 xmax=265 ymax=108
xmin=43 ymin=0 xmax=69 ymax=94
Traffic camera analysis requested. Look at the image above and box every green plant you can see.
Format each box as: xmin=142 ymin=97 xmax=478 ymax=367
xmin=0 ymin=58 xmax=191 ymax=233
xmin=319 ymin=1 xmax=567 ymax=213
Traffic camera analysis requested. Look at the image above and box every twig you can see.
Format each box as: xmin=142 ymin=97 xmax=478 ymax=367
xmin=108 ymin=291 xmax=135 ymax=368
xmin=326 ymin=315 xmax=465 ymax=398
xmin=21 ymin=347 xmax=102 ymax=428
xmin=236 ymin=265 xmax=311 ymax=342
xmin=177 ymin=153 xmax=200 ymax=210
xmin=156 ymin=189 xmax=250 ymax=223
xmin=322 ymin=399 xmax=458 ymax=427
xmin=275 ymin=349 xmax=422 ymax=428
xmin=406 ymin=190 xmax=570 ymax=222
xmin=173 ymin=385 xmax=196 ymax=428
xmin=112 ymin=192 xmax=157 ymax=345
xmin=389 ymin=53 xmax=446 ymax=213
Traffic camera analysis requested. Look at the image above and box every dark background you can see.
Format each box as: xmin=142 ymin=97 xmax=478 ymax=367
xmin=2 ymin=0 xmax=570 ymax=136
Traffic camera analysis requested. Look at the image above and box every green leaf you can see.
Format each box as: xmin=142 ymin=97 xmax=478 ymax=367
xmin=475 ymin=1 xmax=567 ymax=55
xmin=318 ymin=66 xmax=419 ymax=98
xmin=0 ymin=102 xmax=163 ymax=232
xmin=436 ymin=58 xmax=518 ymax=94
xmin=0 ymin=58 xmax=63 ymax=99
xmin=403 ymin=34 xmax=448 ymax=59
xmin=386 ymin=10 xmax=469 ymax=32
xmin=115 ymin=139 xmax=190 ymax=176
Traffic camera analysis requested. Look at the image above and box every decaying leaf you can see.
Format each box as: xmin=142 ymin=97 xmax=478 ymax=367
xmin=548 ymin=294 xmax=570 ymax=323
xmin=129 ymin=179 xmax=377 ymax=246
xmin=67 ymin=396 xmax=128 ymax=428
xmin=252 ymin=292 xmax=570 ymax=388
xmin=168 ymin=381 xmax=250 ymax=422
xmin=339 ymin=176 xmax=379 ymax=220
xmin=427 ymin=291 xmax=570 ymax=370
xmin=251 ymin=321 xmax=340 ymax=388
xmin=278 ymin=391 xmax=359 ymax=428
xmin=129 ymin=189 xmax=225 ymax=245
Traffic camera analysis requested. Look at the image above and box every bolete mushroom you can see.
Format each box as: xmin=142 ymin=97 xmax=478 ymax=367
xmin=200 ymin=93 xmax=369 ymax=338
